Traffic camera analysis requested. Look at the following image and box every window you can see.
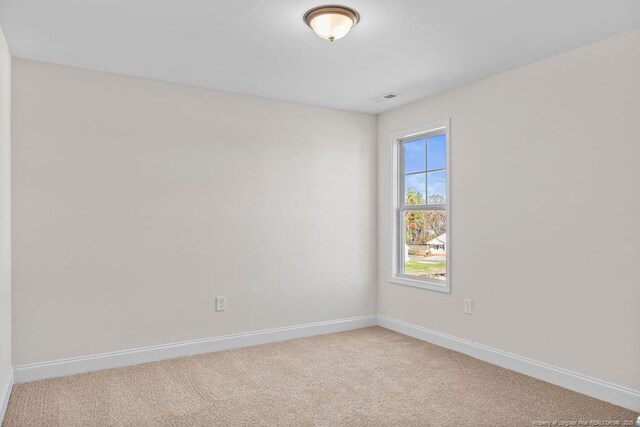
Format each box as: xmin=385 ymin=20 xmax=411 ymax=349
xmin=391 ymin=120 xmax=450 ymax=292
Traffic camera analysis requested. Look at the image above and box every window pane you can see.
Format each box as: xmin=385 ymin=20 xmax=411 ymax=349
xmin=427 ymin=170 xmax=446 ymax=205
xmin=404 ymin=139 xmax=426 ymax=174
xmin=405 ymin=173 xmax=426 ymax=205
xmin=403 ymin=210 xmax=447 ymax=280
xmin=427 ymin=134 xmax=446 ymax=171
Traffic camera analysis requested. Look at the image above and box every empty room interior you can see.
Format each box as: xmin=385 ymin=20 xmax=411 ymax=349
xmin=0 ymin=1 xmax=639 ymax=425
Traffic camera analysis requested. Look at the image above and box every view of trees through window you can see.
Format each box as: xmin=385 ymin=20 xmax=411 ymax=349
xmin=403 ymin=208 xmax=446 ymax=279
xmin=401 ymin=134 xmax=447 ymax=281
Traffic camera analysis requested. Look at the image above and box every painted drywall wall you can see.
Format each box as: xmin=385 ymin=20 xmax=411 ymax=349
xmin=377 ymin=29 xmax=640 ymax=391
xmin=0 ymin=23 xmax=12 ymax=416
xmin=11 ymin=59 xmax=377 ymax=365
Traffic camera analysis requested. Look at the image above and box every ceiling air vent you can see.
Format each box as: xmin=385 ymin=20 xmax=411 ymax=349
xmin=372 ymin=93 xmax=401 ymax=103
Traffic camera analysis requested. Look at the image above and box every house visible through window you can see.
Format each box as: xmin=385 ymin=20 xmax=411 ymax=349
xmin=392 ymin=120 xmax=450 ymax=292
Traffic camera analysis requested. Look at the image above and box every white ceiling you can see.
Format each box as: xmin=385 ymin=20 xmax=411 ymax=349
xmin=1 ymin=0 xmax=639 ymax=114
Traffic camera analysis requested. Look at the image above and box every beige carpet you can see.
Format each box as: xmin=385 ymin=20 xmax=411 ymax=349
xmin=3 ymin=327 xmax=636 ymax=426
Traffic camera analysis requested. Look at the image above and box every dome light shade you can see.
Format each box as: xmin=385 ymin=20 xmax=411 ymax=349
xmin=304 ymin=5 xmax=360 ymax=42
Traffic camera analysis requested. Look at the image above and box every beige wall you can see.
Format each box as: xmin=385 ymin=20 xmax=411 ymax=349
xmin=0 ymin=24 xmax=11 ymax=402
xmin=377 ymin=29 xmax=640 ymax=390
xmin=11 ymin=59 xmax=377 ymax=365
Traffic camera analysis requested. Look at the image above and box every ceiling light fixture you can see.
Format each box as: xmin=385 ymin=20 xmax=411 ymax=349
xmin=303 ymin=5 xmax=360 ymax=42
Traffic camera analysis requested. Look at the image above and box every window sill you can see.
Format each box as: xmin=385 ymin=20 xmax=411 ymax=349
xmin=389 ymin=276 xmax=450 ymax=293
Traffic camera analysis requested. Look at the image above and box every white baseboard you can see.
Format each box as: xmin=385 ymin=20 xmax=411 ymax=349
xmin=13 ymin=315 xmax=377 ymax=384
xmin=0 ymin=369 xmax=14 ymax=425
xmin=10 ymin=314 xmax=640 ymax=413
xmin=377 ymin=315 xmax=640 ymax=412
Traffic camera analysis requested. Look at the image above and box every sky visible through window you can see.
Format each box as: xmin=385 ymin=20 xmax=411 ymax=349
xmin=404 ymin=134 xmax=446 ymax=205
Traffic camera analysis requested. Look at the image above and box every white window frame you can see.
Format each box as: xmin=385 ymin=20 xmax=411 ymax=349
xmin=390 ymin=119 xmax=451 ymax=293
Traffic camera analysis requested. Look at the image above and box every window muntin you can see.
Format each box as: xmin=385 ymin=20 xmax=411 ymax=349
xmin=393 ymin=122 xmax=449 ymax=292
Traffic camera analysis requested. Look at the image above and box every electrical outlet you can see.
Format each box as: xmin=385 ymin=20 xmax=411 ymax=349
xmin=215 ymin=296 xmax=226 ymax=312
xmin=464 ymin=299 xmax=473 ymax=315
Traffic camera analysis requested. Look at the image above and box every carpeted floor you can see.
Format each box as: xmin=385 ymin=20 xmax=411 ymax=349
xmin=3 ymin=327 xmax=636 ymax=426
